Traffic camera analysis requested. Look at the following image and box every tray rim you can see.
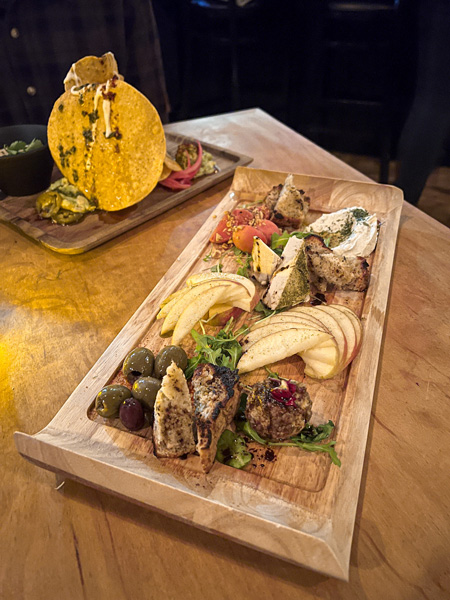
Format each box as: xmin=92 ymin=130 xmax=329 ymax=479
xmin=0 ymin=132 xmax=253 ymax=254
xmin=14 ymin=166 xmax=404 ymax=580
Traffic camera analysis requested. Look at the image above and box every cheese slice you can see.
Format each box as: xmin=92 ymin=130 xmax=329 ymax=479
xmin=262 ymin=237 xmax=310 ymax=310
xmin=251 ymin=237 xmax=281 ymax=285
xmin=153 ymin=362 xmax=195 ymax=458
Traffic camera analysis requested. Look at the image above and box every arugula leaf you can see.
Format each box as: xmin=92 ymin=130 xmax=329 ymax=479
xmin=236 ymin=265 xmax=249 ymax=278
xmin=253 ymin=300 xmax=276 ymax=318
xmin=294 ymin=420 xmax=335 ymax=443
xmin=185 ymin=318 xmax=248 ymax=379
xmin=270 ymin=231 xmax=291 ymax=255
xmin=236 ymin=420 xmax=341 ymax=467
xmin=270 ymin=230 xmax=317 ymax=255
xmin=211 ymin=263 xmax=223 ymax=272
xmin=264 ymin=366 xmax=281 ymax=379
xmin=237 ymin=420 xmax=268 ymax=445
xmin=216 ymin=429 xmax=252 ymax=469
xmin=234 ymin=251 xmax=252 ymax=278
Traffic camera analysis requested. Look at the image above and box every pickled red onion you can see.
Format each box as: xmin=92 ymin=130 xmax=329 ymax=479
xmin=159 ymin=141 xmax=203 ymax=189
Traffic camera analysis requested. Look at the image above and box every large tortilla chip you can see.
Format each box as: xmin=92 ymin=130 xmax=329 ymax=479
xmin=48 ymin=80 xmax=166 ymax=211
xmin=63 ymin=52 xmax=123 ymax=91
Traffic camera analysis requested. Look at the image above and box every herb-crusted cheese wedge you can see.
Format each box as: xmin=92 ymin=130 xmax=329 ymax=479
xmin=262 ymin=237 xmax=310 ymax=310
xmin=251 ymin=237 xmax=281 ymax=285
xmin=153 ymin=362 xmax=195 ymax=458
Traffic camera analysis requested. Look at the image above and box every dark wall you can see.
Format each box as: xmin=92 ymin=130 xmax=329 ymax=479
xmin=154 ymin=0 xmax=419 ymax=160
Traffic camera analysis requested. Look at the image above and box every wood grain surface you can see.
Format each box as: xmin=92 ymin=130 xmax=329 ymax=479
xmin=1 ymin=109 xmax=449 ymax=599
xmin=14 ymin=166 xmax=403 ymax=579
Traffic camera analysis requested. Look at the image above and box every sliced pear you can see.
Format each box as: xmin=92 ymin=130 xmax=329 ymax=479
xmin=219 ymin=285 xmax=253 ymax=312
xmin=157 ymin=288 xmax=189 ymax=319
xmin=288 ymin=306 xmax=347 ymax=369
xmin=301 ymin=340 xmax=340 ymax=379
xmin=238 ymin=328 xmax=331 ymax=374
xmin=250 ymin=312 xmax=327 ymax=333
xmin=160 ymin=288 xmax=186 ymax=308
xmin=331 ymin=305 xmax=363 ymax=351
xmin=241 ymin=322 xmax=319 ymax=350
xmin=300 ymin=338 xmax=338 ymax=362
xmin=208 ymin=303 xmax=233 ymax=319
xmin=162 ymin=282 xmax=232 ymax=335
xmin=187 ymin=272 xmax=255 ymax=298
xmin=172 ymin=286 xmax=230 ymax=345
xmin=316 ymin=305 xmax=360 ymax=368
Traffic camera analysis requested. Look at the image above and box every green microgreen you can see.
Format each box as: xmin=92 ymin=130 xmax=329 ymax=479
xmin=236 ymin=420 xmax=341 ymax=466
xmin=185 ymin=318 xmax=248 ymax=379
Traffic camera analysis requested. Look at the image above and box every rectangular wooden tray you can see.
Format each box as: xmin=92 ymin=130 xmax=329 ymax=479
xmin=0 ymin=132 xmax=252 ymax=254
xmin=14 ymin=167 xmax=403 ymax=580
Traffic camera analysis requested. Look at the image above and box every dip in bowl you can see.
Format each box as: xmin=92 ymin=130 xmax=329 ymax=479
xmin=0 ymin=124 xmax=54 ymax=196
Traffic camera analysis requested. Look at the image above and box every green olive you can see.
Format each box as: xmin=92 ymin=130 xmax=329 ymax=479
xmin=154 ymin=346 xmax=188 ymax=379
xmin=36 ymin=191 xmax=61 ymax=219
xmin=123 ymin=347 xmax=154 ymax=384
xmin=95 ymin=384 xmax=131 ymax=418
xmin=52 ymin=209 xmax=85 ymax=225
xmin=131 ymin=377 xmax=161 ymax=411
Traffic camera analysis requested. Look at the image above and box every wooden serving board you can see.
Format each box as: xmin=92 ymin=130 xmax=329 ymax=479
xmin=0 ymin=132 xmax=252 ymax=254
xmin=14 ymin=167 xmax=403 ymax=580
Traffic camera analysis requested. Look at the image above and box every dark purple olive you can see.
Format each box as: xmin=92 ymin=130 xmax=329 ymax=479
xmin=119 ymin=397 xmax=145 ymax=431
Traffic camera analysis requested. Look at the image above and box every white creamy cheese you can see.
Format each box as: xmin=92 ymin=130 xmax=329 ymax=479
xmin=306 ymin=206 xmax=378 ymax=258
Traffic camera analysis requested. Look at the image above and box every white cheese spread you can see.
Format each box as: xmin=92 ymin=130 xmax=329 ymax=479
xmin=306 ymin=206 xmax=378 ymax=258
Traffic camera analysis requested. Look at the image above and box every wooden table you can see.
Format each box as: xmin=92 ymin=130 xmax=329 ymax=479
xmin=1 ymin=109 xmax=449 ymax=599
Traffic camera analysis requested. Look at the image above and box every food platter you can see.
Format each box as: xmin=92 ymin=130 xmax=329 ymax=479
xmin=0 ymin=131 xmax=252 ymax=254
xmin=14 ymin=166 xmax=403 ymax=580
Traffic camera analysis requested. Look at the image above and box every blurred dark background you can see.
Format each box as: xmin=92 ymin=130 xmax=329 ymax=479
xmin=1 ymin=0 xmax=448 ymax=224
xmin=155 ymin=0 xmax=418 ymax=180
xmin=153 ymin=0 xmax=450 ymax=226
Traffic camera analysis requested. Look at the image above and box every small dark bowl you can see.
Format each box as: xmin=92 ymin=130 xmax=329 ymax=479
xmin=0 ymin=124 xmax=54 ymax=196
